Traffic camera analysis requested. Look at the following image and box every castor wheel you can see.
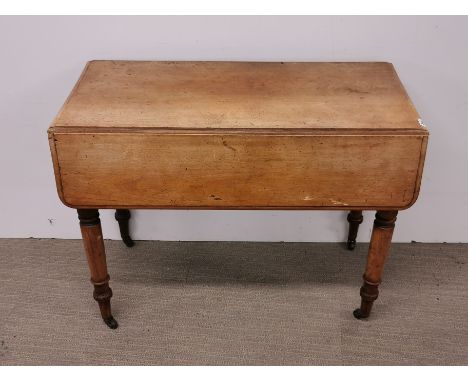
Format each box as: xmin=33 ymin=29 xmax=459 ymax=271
xmin=347 ymin=239 xmax=357 ymax=251
xmin=104 ymin=316 xmax=119 ymax=329
xmin=353 ymin=308 xmax=369 ymax=319
xmin=122 ymin=236 xmax=134 ymax=248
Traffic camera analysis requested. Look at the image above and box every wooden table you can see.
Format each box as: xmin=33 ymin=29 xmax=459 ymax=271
xmin=48 ymin=61 xmax=428 ymax=329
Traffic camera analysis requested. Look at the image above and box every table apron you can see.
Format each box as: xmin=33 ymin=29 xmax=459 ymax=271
xmin=49 ymin=132 xmax=427 ymax=210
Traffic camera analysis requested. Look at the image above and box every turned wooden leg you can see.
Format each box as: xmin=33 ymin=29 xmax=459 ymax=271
xmin=78 ymin=209 xmax=118 ymax=329
xmin=115 ymin=209 xmax=134 ymax=247
xmin=347 ymin=210 xmax=363 ymax=250
xmin=354 ymin=210 xmax=398 ymax=319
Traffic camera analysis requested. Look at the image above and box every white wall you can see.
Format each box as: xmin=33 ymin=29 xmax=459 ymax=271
xmin=0 ymin=16 xmax=467 ymax=242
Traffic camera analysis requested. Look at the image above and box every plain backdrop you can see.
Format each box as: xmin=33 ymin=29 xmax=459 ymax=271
xmin=0 ymin=16 xmax=467 ymax=242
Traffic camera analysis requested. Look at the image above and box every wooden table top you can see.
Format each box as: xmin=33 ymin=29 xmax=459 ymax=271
xmin=48 ymin=61 xmax=426 ymax=327
xmin=52 ymin=61 xmax=424 ymax=134
xmin=49 ymin=61 xmax=428 ymax=210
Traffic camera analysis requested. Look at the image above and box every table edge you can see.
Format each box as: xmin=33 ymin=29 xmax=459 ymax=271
xmin=48 ymin=130 xmax=428 ymax=211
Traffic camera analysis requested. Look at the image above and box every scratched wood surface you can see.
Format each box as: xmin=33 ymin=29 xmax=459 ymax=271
xmin=52 ymin=61 xmax=424 ymax=131
xmin=50 ymin=132 xmax=427 ymax=209
xmin=48 ymin=61 xmax=428 ymax=209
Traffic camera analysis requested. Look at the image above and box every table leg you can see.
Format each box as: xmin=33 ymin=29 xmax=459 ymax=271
xmin=78 ymin=209 xmax=118 ymax=329
xmin=115 ymin=209 xmax=134 ymax=247
xmin=347 ymin=210 xmax=363 ymax=250
xmin=353 ymin=210 xmax=398 ymax=319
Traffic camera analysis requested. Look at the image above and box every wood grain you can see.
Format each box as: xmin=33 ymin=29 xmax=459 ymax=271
xmin=47 ymin=61 xmax=430 ymax=325
xmin=50 ymin=132 xmax=427 ymax=209
xmin=48 ymin=61 xmax=428 ymax=210
xmin=52 ymin=61 xmax=424 ymax=131
xmin=354 ymin=211 xmax=398 ymax=319
xmin=77 ymin=209 xmax=117 ymax=328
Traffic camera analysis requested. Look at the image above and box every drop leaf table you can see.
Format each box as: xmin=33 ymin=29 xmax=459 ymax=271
xmin=48 ymin=61 xmax=428 ymax=329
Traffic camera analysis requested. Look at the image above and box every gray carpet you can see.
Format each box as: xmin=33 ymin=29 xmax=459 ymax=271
xmin=0 ymin=239 xmax=466 ymax=365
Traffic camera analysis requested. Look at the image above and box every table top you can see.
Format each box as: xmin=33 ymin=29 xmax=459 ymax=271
xmin=52 ymin=61 xmax=424 ymax=133
xmin=49 ymin=61 xmax=428 ymax=210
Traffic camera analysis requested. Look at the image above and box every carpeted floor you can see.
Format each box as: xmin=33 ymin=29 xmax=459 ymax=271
xmin=0 ymin=238 xmax=466 ymax=365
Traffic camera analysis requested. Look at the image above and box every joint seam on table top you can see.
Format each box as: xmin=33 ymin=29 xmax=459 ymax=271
xmin=48 ymin=126 xmax=429 ymax=137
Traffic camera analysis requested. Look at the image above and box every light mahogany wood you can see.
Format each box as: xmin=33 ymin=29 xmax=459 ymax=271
xmin=354 ymin=211 xmax=398 ymax=319
xmin=47 ymin=61 xmax=429 ymax=325
xmin=52 ymin=61 xmax=423 ymax=131
xmin=48 ymin=61 xmax=428 ymax=210
xmin=50 ymin=131 xmax=427 ymax=209
xmin=78 ymin=209 xmax=117 ymax=329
